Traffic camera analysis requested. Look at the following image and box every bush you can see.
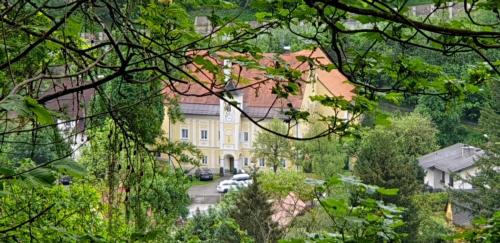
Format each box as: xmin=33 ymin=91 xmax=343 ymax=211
xmin=259 ymin=171 xmax=314 ymax=200
xmin=175 ymin=207 xmax=253 ymax=243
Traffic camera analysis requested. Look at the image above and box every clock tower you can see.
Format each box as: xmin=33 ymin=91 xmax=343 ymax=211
xmin=219 ymin=74 xmax=243 ymax=172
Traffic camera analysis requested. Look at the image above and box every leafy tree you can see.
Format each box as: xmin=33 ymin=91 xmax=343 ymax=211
xmin=0 ymin=126 xmax=71 ymax=167
xmin=415 ymin=96 xmax=470 ymax=147
xmin=91 ymin=78 xmax=164 ymax=144
xmin=253 ymin=119 xmax=292 ymax=173
xmin=282 ymin=175 xmax=406 ymax=242
xmin=456 ymin=78 xmax=500 ymax=217
xmin=455 ymin=211 xmax=500 ymax=243
xmin=354 ymin=113 xmax=437 ymax=239
xmin=175 ymin=207 xmax=254 ymax=243
xmin=259 ymin=170 xmax=314 ymax=200
xmin=230 ymin=176 xmax=283 ymax=243
xmin=295 ymin=122 xmax=347 ymax=177
xmin=354 ymin=113 xmax=437 ymax=204
xmin=0 ymin=0 xmax=499 ymax=240
xmin=410 ymin=192 xmax=454 ymax=242
xmin=78 ymin=119 xmax=195 ymax=239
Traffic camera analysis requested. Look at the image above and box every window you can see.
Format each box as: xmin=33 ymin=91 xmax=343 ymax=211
xmin=244 ymin=157 xmax=249 ymax=166
xmin=181 ymin=128 xmax=189 ymax=139
xmin=201 ymin=130 xmax=208 ymax=140
xmin=449 ymin=175 xmax=454 ymax=187
xmin=259 ymin=158 xmax=265 ymax=167
xmin=441 ymin=171 xmax=445 ymax=183
xmin=243 ymin=132 xmax=249 ymax=142
xmin=280 ymin=159 xmax=286 ymax=167
xmin=202 ymin=156 xmax=208 ymax=165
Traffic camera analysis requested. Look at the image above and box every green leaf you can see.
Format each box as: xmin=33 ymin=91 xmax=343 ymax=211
xmin=366 ymin=213 xmax=380 ymax=222
xmin=193 ymin=55 xmax=219 ymax=74
xmin=52 ymin=160 xmax=87 ymax=177
xmin=322 ymin=198 xmax=347 ymax=214
xmin=375 ymin=112 xmax=391 ymax=127
xmin=0 ymin=95 xmax=25 ymax=112
xmin=384 ymin=92 xmax=403 ymax=104
xmin=376 ymin=188 xmax=399 ymax=196
xmin=24 ymin=97 xmax=53 ymax=125
xmin=255 ymin=12 xmax=272 ymax=22
xmin=24 ymin=168 xmax=56 ymax=186
xmin=285 ymin=82 xmax=300 ymax=94
xmin=0 ymin=166 xmax=15 ymax=176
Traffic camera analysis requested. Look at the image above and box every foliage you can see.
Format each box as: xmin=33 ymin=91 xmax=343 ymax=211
xmin=91 ymin=78 xmax=165 ymax=144
xmin=253 ymin=119 xmax=292 ymax=172
xmin=0 ymin=182 xmax=111 ymax=241
xmin=354 ymin=113 xmax=437 ymax=239
xmin=283 ymin=207 xmax=334 ymax=240
xmin=354 ymin=113 xmax=437 ymax=205
xmin=259 ymin=170 xmax=314 ymax=201
xmin=411 ymin=193 xmax=454 ymax=242
xmin=415 ymin=96 xmax=472 ymax=147
xmin=0 ymin=126 xmax=71 ymax=166
xmin=455 ymin=79 xmax=500 ymax=217
xmin=283 ymin=175 xmax=406 ymax=242
xmin=295 ymin=122 xmax=347 ymax=177
xmin=79 ymin=119 xmax=192 ymax=240
xmin=455 ymin=211 xmax=500 ymax=243
xmin=175 ymin=207 xmax=254 ymax=243
xmin=230 ymin=175 xmax=283 ymax=243
xmin=0 ymin=0 xmax=498 ymax=240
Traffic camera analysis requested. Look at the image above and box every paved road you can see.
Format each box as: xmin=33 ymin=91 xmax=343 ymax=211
xmin=187 ymin=176 xmax=230 ymax=216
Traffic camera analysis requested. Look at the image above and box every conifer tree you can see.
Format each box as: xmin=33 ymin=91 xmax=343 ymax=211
xmin=458 ymin=80 xmax=500 ymax=216
xmin=230 ymin=176 xmax=283 ymax=243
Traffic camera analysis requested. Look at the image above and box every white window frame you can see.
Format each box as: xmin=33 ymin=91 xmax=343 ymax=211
xmin=181 ymin=128 xmax=189 ymax=140
xmin=259 ymin=158 xmax=265 ymax=167
xmin=201 ymin=130 xmax=208 ymax=140
xmin=202 ymin=156 xmax=208 ymax=165
xmin=243 ymin=132 xmax=249 ymax=142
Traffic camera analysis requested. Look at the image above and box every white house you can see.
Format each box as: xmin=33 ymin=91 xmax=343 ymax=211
xmin=418 ymin=143 xmax=485 ymax=190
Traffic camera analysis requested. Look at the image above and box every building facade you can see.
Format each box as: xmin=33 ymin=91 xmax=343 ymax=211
xmin=161 ymin=49 xmax=354 ymax=173
xmin=418 ymin=143 xmax=485 ymax=190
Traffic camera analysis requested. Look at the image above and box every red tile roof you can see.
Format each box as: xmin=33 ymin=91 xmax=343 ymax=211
xmin=165 ymin=48 xmax=354 ymax=109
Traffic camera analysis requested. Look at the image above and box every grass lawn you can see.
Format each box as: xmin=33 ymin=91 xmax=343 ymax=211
xmin=189 ymin=175 xmax=220 ymax=187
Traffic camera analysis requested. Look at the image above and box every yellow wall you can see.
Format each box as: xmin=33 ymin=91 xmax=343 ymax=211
xmin=161 ymin=74 xmax=353 ymax=172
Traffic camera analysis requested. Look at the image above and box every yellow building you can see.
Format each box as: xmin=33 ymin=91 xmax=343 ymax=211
xmin=161 ymin=49 xmax=354 ymax=173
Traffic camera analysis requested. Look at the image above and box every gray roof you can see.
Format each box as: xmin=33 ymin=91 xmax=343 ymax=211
xmin=180 ymin=104 xmax=219 ymax=116
xmin=245 ymin=107 xmax=288 ymax=119
xmin=180 ymin=103 xmax=289 ymax=119
xmin=418 ymin=143 xmax=485 ymax=172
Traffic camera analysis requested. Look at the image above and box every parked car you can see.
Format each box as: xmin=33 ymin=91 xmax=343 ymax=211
xmin=195 ymin=168 xmax=214 ymax=181
xmin=231 ymin=173 xmax=252 ymax=186
xmin=59 ymin=176 xmax=72 ymax=186
xmin=216 ymin=180 xmax=240 ymax=193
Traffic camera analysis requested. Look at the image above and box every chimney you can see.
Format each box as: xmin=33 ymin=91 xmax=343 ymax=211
xmin=461 ymin=145 xmax=473 ymax=157
xmin=283 ymin=45 xmax=291 ymax=54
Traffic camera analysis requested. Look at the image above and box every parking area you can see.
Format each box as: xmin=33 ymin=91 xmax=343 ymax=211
xmin=187 ymin=175 xmax=230 ymax=216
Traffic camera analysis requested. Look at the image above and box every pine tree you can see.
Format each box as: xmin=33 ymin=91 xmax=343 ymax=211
xmin=458 ymin=80 xmax=500 ymax=216
xmin=230 ymin=176 xmax=283 ymax=243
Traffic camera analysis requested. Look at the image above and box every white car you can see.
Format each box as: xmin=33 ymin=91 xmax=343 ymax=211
xmin=216 ymin=180 xmax=240 ymax=193
xmin=231 ymin=174 xmax=252 ymax=186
